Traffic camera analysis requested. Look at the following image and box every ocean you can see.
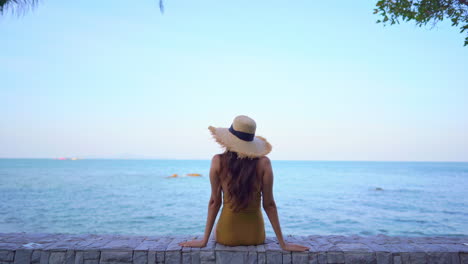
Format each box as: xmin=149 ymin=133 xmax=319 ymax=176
xmin=0 ymin=159 xmax=467 ymax=237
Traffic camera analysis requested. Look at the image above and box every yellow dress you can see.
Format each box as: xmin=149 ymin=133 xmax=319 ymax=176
xmin=215 ymin=186 xmax=266 ymax=246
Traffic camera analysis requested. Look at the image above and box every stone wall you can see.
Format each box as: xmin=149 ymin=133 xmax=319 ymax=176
xmin=0 ymin=232 xmax=467 ymax=264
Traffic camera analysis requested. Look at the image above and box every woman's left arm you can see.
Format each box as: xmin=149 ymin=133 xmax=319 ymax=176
xmin=179 ymin=154 xmax=222 ymax=247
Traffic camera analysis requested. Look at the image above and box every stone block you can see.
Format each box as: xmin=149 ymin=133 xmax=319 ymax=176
xmin=83 ymin=260 xmax=98 ymax=264
xmin=448 ymin=252 xmax=461 ymax=264
xmin=74 ymin=252 xmax=83 ymax=264
xmin=265 ymin=241 xmax=281 ymax=252
xmin=337 ymin=243 xmax=372 ymax=252
xmin=427 ymin=252 xmax=460 ymax=264
xmin=181 ymin=243 xmax=191 ymax=264
xmin=393 ymin=255 xmax=402 ymax=264
xmin=165 ymin=251 xmax=181 ymax=264
xmin=246 ymin=251 xmax=257 ymax=264
xmin=266 ymin=251 xmax=281 ymax=264
xmin=134 ymin=251 xmax=148 ymax=264
xmin=307 ymin=236 xmax=330 ymax=249
xmin=308 ymin=252 xmax=318 ymax=264
xmin=323 ymin=235 xmax=347 ymax=246
xmin=376 ymin=252 xmax=391 ymax=264
xmin=148 ymin=251 xmax=156 ymax=264
xmin=283 ymin=251 xmax=292 ymax=264
xmin=135 ymin=241 xmax=161 ymax=251
xmin=409 ymin=252 xmax=427 ymax=264
xmin=182 ymin=251 xmax=191 ymax=264
xmin=397 ymin=243 xmax=425 ymax=253
xmin=417 ymin=244 xmax=447 ymax=252
xmin=460 ymin=253 xmax=468 ymax=264
xmin=166 ymin=236 xmax=188 ymax=252
xmin=49 ymin=252 xmax=66 ymax=264
xmin=83 ymin=251 xmax=100 ymax=260
xmin=181 ymin=246 xmax=191 ymax=254
xmin=257 ymin=252 xmax=265 ymax=264
xmin=152 ymin=237 xmax=173 ymax=264
xmin=43 ymin=241 xmax=79 ymax=251
xmin=256 ymin=245 xmax=266 ymax=253
xmin=65 ymin=250 xmax=75 ymax=264
xmin=215 ymin=244 xmax=249 ymax=252
xmin=383 ymin=244 xmax=405 ymax=254
xmin=0 ymin=251 xmax=15 ymax=262
xmin=155 ymin=251 xmax=165 ymax=264
xmin=317 ymin=252 xmax=327 ymax=264
xmin=291 ymin=252 xmax=308 ymax=264
xmin=400 ymin=253 xmax=410 ymax=264
xmin=191 ymin=249 xmax=200 ymax=264
xmin=215 ymin=251 xmax=247 ymax=264
xmin=315 ymin=243 xmax=334 ymax=252
xmin=366 ymin=244 xmax=392 ymax=252
xmin=153 ymin=237 xmax=173 ymax=252
xmin=73 ymin=239 xmax=100 ymax=251
xmin=343 ymin=252 xmax=376 ymax=264
xmin=327 ymin=251 xmax=344 ymax=263
xmin=200 ymin=238 xmax=216 ymax=264
xmin=14 ymin=249 xmax=33 ymax=264
xmin=100 ymin=251 xmax=133 ymax=262
xmin=40 ymin=251 xmax=50 ymax=264
xmin=32 ymin=250 xmax=42 ymax=264
xmin=443 ymin=245 xmax=468 ymax=253
xmin=100 ymin=236 xmax=144 ymax=250
xmin=200 ymin=250 xmax=215 ymax=264
xmin=100 ymin=238 xmax=144 ymax=251
xmin=247 ymin=246 xmax=257 ymax=252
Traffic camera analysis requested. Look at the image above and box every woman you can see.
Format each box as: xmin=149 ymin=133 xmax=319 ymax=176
xmin=179 ymin=115 xmax=309 ymax=252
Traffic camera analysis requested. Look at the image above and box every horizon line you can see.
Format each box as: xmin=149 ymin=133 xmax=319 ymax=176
xmin=0 ymin=157 xmax=467 ymax=163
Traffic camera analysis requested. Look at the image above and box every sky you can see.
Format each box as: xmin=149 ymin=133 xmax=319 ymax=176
xmin=1 ymin=0 xmax=467 ymax=161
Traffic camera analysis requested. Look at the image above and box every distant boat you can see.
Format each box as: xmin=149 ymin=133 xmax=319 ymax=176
xmin=55 ymin=157 xmax=80 ymax=160
xmin=186 ymin=173 xmax=202 ymax=177
xmin=166 ymin=174 xmax=178 ymax=178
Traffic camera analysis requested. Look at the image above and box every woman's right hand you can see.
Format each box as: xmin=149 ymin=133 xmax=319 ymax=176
xmin=281 ymin=242 xmax=310 ymax=252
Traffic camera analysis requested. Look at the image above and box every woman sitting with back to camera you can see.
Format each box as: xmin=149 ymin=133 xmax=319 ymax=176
xmin=179 ymin=115 xmax=309 ymax=252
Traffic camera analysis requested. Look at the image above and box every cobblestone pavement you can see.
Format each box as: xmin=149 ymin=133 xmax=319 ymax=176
xmin=1 ymin=233 xmax=467 ymax=263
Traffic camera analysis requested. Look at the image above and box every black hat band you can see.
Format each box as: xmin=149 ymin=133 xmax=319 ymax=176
xmin=228 ymin=124 xmax=255 ymax=142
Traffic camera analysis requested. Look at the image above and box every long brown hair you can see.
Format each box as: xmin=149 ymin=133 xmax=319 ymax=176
xmin=219 ymin=150 xmax=261 ymax=213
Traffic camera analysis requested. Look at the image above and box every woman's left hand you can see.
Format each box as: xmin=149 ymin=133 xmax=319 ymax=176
xmin=178 ymin=239 xmax=207 ymax=247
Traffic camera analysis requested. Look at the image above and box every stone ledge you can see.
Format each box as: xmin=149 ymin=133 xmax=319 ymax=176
xmin=0 ymin=233 xmax=467 ymax=264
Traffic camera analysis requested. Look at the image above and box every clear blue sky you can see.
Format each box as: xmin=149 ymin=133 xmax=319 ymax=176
xmin=1 ymin=0 xmax=467 ymax=161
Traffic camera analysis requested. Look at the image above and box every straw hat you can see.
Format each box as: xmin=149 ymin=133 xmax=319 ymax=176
xmin=208 ymin=115 xmax=272 ymax=159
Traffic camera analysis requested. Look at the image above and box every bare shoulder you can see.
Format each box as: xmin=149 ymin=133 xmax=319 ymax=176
xmin=258 ymin=156 xmax=271 ymax=168
xmin=211 ymin=154 xmax=222 ymax=170
xmin=212 ymin=154 xmax=221 ymax=162
xmin=257 ymin=156 xmax=272 ymax=176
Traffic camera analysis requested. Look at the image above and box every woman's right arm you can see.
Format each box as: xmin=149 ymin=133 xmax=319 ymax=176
xmin=261 ymin=156 xmax=309 ymax=252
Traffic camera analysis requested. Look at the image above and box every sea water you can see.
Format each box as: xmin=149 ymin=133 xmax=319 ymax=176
xmin=0 ymin=159 xmax=467 ymax=237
